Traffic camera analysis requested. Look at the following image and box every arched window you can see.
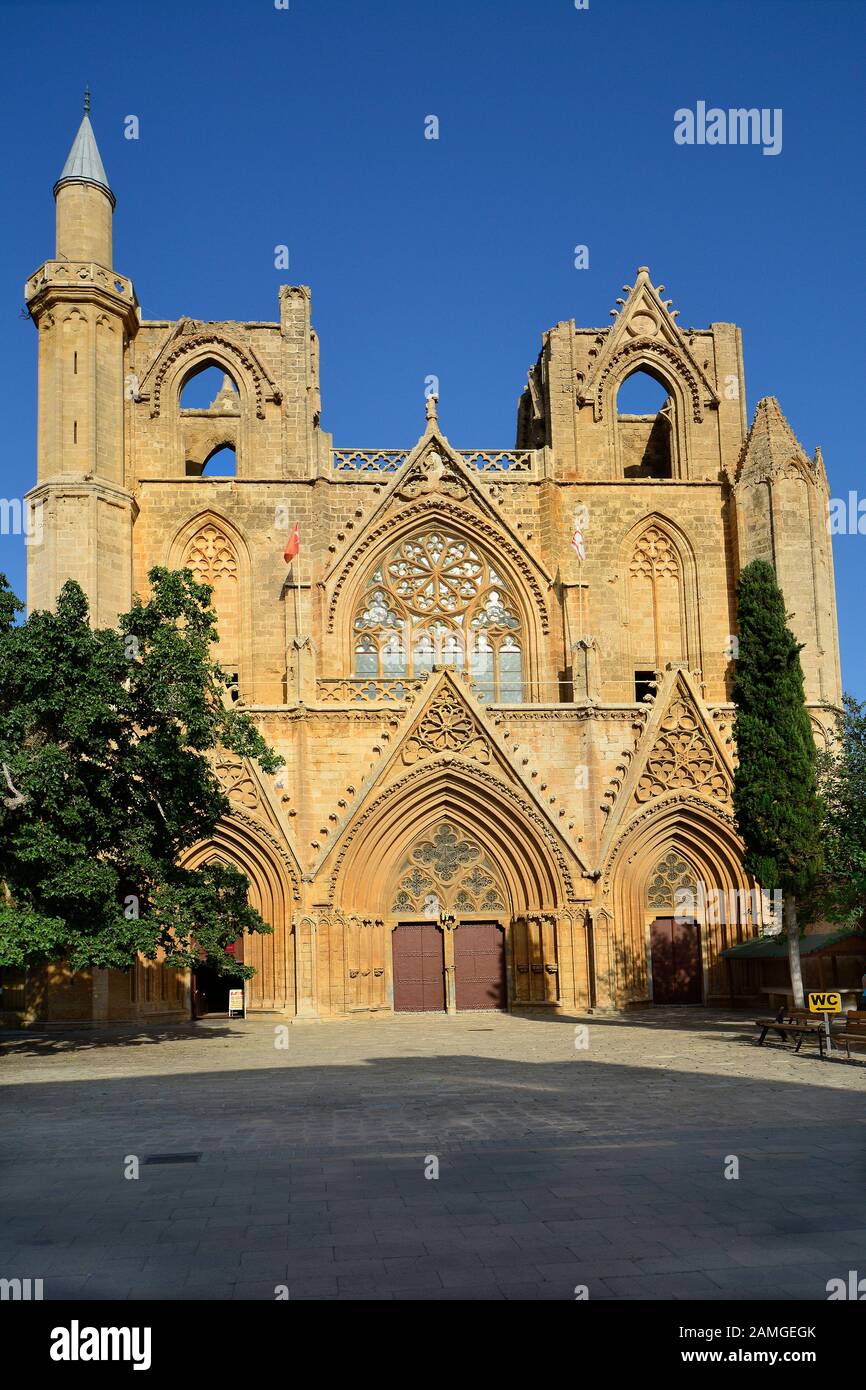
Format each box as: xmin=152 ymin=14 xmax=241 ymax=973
xmin=180 ymin=365 xmax=241 ymax=477
xmin=646 ymin=851 xmax=697 ymax=911
xmin=616 ymin=369 xmax=674 ymax=478
xmin=180 ymin=365 xmax=236 ymax=410
xmin=391 ymin=822 xmax=507 ymax=915
xmin=353 ymin=531 xmax=524 ymax=702
xmin=201 ymin=445 xmax=237 ymax=477
xmin=183 ymin=522 xmax=241 ymax=702
xmin=628 ymin=524 xmax=685 ymax=674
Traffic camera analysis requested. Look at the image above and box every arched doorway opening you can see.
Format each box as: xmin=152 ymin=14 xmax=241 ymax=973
xmin=192 ymin=951 xmax=244 ymax=1018
xmin=182 ymin=815 xmax=298 ymax=1018
xmin=604 ymin=801 xmax=759 ymax=1007
xmin=389 ymin=821 xmax=508 ymax=1012
xmin=646 ymin=850 xmax=702 ymax=1005
xmin=331 ymin=753 xmax=574 ymax=1016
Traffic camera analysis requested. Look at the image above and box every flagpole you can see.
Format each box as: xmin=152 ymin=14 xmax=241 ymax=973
xmin=282 ymin=522 xmax=301 ymax=701
xmin=283 ymin=569 xmax=290 ymax=702
xmin=578 ymin=558 xmax=584 ymax=640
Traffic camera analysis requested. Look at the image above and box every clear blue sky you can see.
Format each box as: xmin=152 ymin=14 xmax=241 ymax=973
xmin=1 ymin=0 xmax=863 ymax=695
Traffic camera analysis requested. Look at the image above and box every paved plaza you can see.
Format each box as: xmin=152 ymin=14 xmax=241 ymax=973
xmin=1 ymin=1009 xmax=865 ymax=1301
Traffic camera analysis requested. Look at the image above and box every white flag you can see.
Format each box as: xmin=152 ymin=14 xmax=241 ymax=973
xmin=571 ymin=522 xmax=586 ymax=562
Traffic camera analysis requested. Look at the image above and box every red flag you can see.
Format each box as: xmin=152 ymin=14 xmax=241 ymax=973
xmin=283 ymin=522 xmax=300 ymax=564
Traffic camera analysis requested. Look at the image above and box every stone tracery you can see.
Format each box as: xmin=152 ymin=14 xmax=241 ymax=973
xmin=628 ymin=523 xmax=685 ymax=670
xmin=184 ymin=523 xmax=238 ymax=583
xmin=646 ymin=850 xmax=698 ymax=909
xmin=353 ymin=528 xmax=523 ymax=702
xmin=635 ymin=698 xmax=730 ymax=804
xmin=182 ymin=522 xmax=240 ymax=696
xmin=390 ymin=822 xmax=507 ymax=915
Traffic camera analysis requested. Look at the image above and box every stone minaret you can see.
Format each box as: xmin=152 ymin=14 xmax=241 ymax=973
xmin=734 ymin=396 xmax=842 ymax=707
xmin=25 ymin=90 xmax=138 ymax=626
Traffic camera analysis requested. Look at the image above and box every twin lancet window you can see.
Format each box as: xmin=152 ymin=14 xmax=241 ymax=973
xmin=353 ymin=530 xmax=524 ymax=703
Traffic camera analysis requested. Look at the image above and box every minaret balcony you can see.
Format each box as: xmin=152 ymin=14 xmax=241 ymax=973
xmin=25 ymin=260 xmax=137 ymax=312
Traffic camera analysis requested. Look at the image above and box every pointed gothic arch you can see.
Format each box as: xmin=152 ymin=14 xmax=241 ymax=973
xmin=145 ymin=331 xmax=279 ymax=421
xmin=135 ymin=328 xmax=281 ymax=478
xmin=182 ymin=813 xmax=299 ymax=1013
xmin=329 ymin=759 xmax=572 ymax=917
xmin=600 ymin=342 xmax=701 ymax=479
xmin=167 ymin=510 xmax=254 ymax=701
xmin=615 ymin=367 xmax=675 ymax=478
xmin=600 ymin=796 xmax=758 ymax=1005
xmin=619 ymin=513 xmax=703 ymax=683
xmin=325 ymin=500 xmax=550 ymax=701
xmin=388 ymin=820 xmax=510 ymax=918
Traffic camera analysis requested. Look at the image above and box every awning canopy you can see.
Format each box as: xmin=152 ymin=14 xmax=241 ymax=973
xmin=721 ymin=930 xmax=866 ymax=961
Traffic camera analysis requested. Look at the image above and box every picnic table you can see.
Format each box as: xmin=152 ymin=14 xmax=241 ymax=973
xmin=754 ymin=1005 xmax=825 ymax=1052
xmin=829 ymin=1011 xmax=866 ymax=1061
xmin=754 ymin=1006 xmax=866 ymax=1060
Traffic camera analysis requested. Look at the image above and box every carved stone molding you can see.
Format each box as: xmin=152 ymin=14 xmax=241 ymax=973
xmin=142 ymin=331 xmax=282 ymax=419
xmin=225 ymin=810 xmax=302 ymax=902
xmin=495 ymin=708 xmax=647 ymax=724
xmin=635 ymin=697 xmax=730 ymax=805
xmin=601 ymin=792 xmax=738 ymax=895
xmin=403 ymin=691 xmax=491 ymax=766
xmin=326 ymin=497 xmax=550 ymax=634
xmin=214 ymin=750 xmax=258 ymax=810
xmin=397 ymin=445 xmax=468 ymax=501
xmin=327 ymin=757 xmax=579 ymax=904
xmin=586 ymin=337 xmax=709 ymax=423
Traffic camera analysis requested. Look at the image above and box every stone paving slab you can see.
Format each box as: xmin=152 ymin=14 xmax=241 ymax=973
xmin=1 ymin=1008 xmax=865 ymax=1301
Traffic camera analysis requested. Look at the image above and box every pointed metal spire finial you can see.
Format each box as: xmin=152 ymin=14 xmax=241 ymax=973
xmin=55 ymin=88 xmax=114 ymax=206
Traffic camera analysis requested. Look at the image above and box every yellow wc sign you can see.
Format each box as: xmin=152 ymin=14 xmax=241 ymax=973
xmin=808 ymin=991 xmax=841 ymax=1013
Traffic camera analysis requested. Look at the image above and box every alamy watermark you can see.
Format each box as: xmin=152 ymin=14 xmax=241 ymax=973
xmin=674 ymin=102 xmax=782 ymax=157
xmin=828 ymin=492 xmax=866 ymax=535
xmin=0 ymin=497 xmax=42 ymax=545
xmin=674 ymin=884 xmax=783 ymax=930
xmin=1 ymin=1277 xmax=43 ymax=1300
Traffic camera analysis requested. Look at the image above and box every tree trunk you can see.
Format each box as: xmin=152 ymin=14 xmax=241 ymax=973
xmin=785 ymin=892 xmax=805 ymax=1008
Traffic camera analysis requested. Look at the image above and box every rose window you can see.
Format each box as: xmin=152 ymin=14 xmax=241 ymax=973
xmin=391 ymin=822 xmax=507 ymax=915
xmin=353 ymin=531 xmax=523 ymax=702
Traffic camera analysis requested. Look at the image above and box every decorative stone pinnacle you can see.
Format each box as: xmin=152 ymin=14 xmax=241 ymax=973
xmin=425 ymin=392 xmax=438 ymax=428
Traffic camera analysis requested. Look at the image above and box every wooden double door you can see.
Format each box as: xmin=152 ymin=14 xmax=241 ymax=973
xmin=650 ymin=916 xmax=703 ymax=1005
xmin=391 ymin=920 xmax=507 ymax=1012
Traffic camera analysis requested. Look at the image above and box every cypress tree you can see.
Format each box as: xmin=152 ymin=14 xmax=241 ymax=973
xmin=732 ymin=559 xmax=823 ymax=1006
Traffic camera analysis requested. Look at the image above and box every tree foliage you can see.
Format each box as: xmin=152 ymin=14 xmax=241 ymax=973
xmin=812 ymin=694 xmax=866 ymax=928
xmin=0 ymin=568 xmax=282 ymax=978
xmin=731 ymin=559 xmax=823 ymax=897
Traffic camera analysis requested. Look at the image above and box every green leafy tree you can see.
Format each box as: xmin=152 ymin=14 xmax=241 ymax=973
xmin=731 ymin=559 xmax=823 ymax=1007
xmin=812 ymin=694 xmax=866 ymax=929
xmin=0 ymin=567 xmax=282 ymax=982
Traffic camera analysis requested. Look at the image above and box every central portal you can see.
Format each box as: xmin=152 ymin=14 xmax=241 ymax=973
xmin=388 ymin=820 xmax=512 ymax=1013
xmin=391 ymin=918 xmax=506 ymax=1012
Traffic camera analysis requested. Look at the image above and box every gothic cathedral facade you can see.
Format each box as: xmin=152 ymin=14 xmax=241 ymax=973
xmin=20 ymin=106 xmax=842 ymax=1022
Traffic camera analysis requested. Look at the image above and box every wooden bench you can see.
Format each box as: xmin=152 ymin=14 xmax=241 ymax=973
xmin=829 ymin=1011 xmax=866 ymax=1061
xmin=754 ymin=1006 xmax=824 ymax=1052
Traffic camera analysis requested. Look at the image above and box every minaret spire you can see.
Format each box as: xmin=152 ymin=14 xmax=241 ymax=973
xmin=54 ymin=89 xmax=114 ymax=206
